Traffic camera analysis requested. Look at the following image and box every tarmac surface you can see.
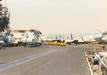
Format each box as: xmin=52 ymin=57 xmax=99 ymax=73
xmin=0 ymin=45 xmax=90 ymax=75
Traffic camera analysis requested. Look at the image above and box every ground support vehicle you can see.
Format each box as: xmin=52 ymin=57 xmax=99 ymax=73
xmin=47 ymin=40 xmax=66 ymax=46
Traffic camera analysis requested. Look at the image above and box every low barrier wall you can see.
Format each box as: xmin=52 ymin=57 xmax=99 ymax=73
xmin=101 ymin=59 xmax=107 ymax=75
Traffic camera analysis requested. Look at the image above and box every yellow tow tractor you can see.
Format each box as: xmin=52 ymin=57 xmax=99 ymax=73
xmin=48 ymin=40 xmax=66 ymax=46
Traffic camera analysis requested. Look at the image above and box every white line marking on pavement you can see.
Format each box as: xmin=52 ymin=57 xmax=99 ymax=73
xmin=0 ymin=49 xmax=58 ymax=72
xmin=85 ymin=52 xmax=94 ymax=75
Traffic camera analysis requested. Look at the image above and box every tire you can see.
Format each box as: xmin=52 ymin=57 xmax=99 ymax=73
xmin=0 ymin=44 xmax=3 ymax=50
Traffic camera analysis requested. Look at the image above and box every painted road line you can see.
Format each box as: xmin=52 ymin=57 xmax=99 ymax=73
xmin=85 ymin=52 xmax=94 ymax=75
xmin=0 ymin=49 xmax=58 ymax=72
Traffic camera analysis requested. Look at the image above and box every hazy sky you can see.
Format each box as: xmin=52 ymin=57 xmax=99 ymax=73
xmin=5 ymin=0 xmax=107 ymax=34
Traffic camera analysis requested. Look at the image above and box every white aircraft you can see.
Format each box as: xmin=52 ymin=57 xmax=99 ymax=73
xmin=64 ymin=34 xmax=74 ymax=45
xmin=72 ymin=34 xmax=96 ymax=44
xmin=94 ymin=30 xmax=107 ymax=44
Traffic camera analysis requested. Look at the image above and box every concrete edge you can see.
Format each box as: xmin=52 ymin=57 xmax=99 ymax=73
xmin=85 ymin=52 xmax=94 ymax=75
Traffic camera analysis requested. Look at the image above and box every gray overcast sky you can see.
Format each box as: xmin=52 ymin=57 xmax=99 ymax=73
xmin=5 ymin=0 xmax=107 ymax=34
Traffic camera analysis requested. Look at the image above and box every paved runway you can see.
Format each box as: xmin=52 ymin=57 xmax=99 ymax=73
xmin=0 ymin=45 xmax=90 ymax=75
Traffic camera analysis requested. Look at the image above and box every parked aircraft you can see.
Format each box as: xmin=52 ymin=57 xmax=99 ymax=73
xmin=72 ymin=34 xmax=95 ymax=44
xmin=94 ymin=30 xmax=107 ymax=44
xmin=64 ymin=34 xmax=74 ymax=45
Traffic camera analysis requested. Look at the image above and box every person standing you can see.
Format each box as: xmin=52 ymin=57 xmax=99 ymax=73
xmin=93 ymin=52 xmax=101 ymax=65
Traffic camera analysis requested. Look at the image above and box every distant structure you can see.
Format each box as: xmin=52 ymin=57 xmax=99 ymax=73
xmin=0 ymin=0 xmax=10 ymax=31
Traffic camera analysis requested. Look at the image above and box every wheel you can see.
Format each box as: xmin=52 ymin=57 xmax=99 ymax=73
xmin=0 ymin=44 xmax=3 ymax=50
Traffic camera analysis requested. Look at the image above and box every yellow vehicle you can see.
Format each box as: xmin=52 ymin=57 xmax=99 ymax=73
xmin=47 ymin=40 xmax=66 ymax=46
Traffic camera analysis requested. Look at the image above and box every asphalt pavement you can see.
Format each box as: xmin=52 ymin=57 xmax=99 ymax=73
xmin=0 ymin=45 xmax=90 ymax=75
